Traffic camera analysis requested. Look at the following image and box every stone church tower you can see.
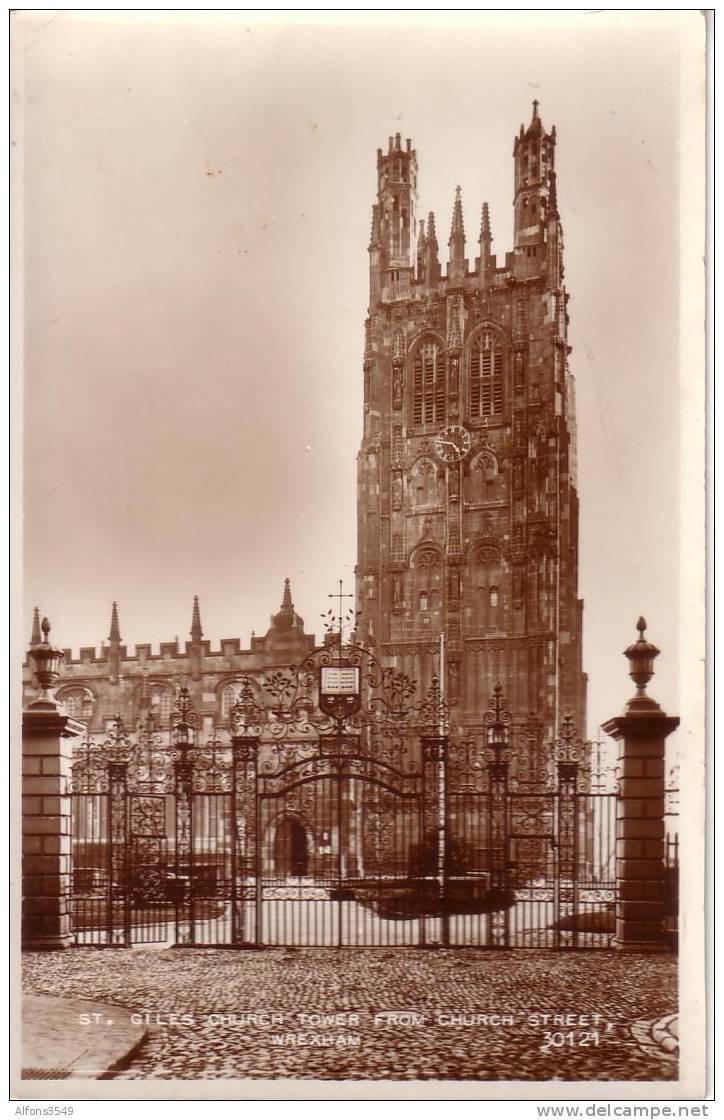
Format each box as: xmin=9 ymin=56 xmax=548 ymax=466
xmin=356 ymin=103 xmax=587 ymax=744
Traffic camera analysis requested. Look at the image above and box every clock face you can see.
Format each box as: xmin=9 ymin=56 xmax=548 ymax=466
xmin=435 ymin=424 xmax=472 ymax=463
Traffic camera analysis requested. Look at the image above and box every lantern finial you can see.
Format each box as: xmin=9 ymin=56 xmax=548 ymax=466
xmin=624 ymin=617 xmax=661 ymax=712
xmin=28 ymin=616 xmax=64 ymax=710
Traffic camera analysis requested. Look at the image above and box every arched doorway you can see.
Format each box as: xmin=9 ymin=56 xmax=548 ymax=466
xmin=273 ymin=817 xmax=309 ymax=878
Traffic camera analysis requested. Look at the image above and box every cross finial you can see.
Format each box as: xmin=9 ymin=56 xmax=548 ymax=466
xmin=328 ymin=578 xmax=354 ymax=618
xmin=323 ymin=579 xmax=357 ymax=657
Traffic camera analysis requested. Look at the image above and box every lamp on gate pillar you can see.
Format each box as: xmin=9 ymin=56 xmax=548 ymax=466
xmin=172 ymin=684 xmax=197 ymax=758
xmin=485 ymin=684 xmax=511 ymax=777
xmin=230 ymin=677 xmax=260 ymax=735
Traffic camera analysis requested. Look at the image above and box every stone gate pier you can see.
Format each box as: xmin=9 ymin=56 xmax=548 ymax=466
xmin=603 ymin=619 xmax=679 ymax=952
xmin=22 ymin=617 xmax=84 ymax=951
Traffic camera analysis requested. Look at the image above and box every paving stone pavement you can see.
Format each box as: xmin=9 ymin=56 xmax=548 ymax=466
xmin=22 ymin=947 xmax=677 ymax=1083
xmin=22 ymin=994 xmax=147 ymax=1080
xmin=630 ymin=1014 xmax=679 ymax=1065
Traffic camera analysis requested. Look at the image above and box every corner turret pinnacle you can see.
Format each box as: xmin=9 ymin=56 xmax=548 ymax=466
xmin=281 ymin=577 xmax=293 ymax=613
xmin=190 ymin=595 xmax=203 ymax=642
xmin=513 ymin=99 xmax=557 ymax=253
xmin=415 ymin=217 xmax=426 ymax=280
xmin=427 ymin=210 xmax=438 ymax=248
xmin=447 ymin=186 xmax=466 ymax=284
xmin=478 ymin=201 xmax=493 ymax=283
xmin=107 ymin=601 xmax=122 ymax=684
xmin=525 ymin=98 xmax=543 ymax=137
xmin=424 ymin=211 xmax=441 ymax=283
xmin=109 ymin=601 xmax=121 ymax=644
xmin=479 ymin=201 xmax=492 ymax=244
xmin=448 ymin=185 xmax=465 ymax=253
xmin=269 ymin=578 xmax=304 ymax=635
xmin=30 ymin=606 xmax=42 ymax=646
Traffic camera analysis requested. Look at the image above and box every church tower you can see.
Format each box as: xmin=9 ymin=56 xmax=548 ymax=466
xmin=356 ymin=105 xmax=586 ymax=746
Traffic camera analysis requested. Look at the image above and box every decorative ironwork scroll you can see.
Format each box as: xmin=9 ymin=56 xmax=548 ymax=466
xmin=66 ymin=646 xmax=624 ymax=952
xmin=230 ymin=736 xmax=258 ymax=945
xmin=553 ymin=712 xmax=584 ymax=948
xmin=107 ymin=761 xmax=129 ymax=946
xmin=483 ymin=686 xmax=512 ymax=948
xmin=420 ymin=735 xmax=448 ymax=946
xmin=227 ymin=646 xmax=450 ymax=745
xmin=174 ymin=757 xmax=193 ymax=945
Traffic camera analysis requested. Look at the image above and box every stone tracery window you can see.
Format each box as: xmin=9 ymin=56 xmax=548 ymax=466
xmin=469 ymin=544 xmax=504 ymax=631
xmin=411 ymin=458 xmax=440 ymax=507
xmin=412 ymin=339 xmax=446 ymax=425
xmin=470 ymin=330 xmax=504 ymax=418
xmin=149 ymin=686 xmax=173 ymax=726
xmin=411 ymin=546 xmax=442 ymax=631
xmin=469 ymin=451 xmax=500 ymax=503
xmin=58 ymin=687 xmax=94 ymax=720
xmin=221 ymin=682 xmax=242 ymax=721
xmin=472 ymin=452 xmax=502 ymax=501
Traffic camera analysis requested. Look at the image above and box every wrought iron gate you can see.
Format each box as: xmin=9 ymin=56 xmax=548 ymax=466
xmin=254 ymin=738 xmax=428 ymax=946
xmin=70 ymin=669 xmax=618 ymax=949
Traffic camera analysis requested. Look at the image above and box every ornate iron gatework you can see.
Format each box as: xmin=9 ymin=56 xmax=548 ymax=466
xmin=69 ymin=651 xmax=619 ymax=949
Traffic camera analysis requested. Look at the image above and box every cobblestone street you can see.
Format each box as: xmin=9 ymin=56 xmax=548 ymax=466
xmin=23 ymin=947 xmax=677 ymax=1083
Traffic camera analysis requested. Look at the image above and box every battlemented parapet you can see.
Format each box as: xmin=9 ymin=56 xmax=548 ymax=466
xmin=22 ymin=580 xmax=317 ymax=735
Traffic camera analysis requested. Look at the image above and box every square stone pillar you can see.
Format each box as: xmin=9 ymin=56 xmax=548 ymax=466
xmin=602 ymin=620 xmax=679 ymax=952
xmin=22 ymin=706 xmax=85 ymax=950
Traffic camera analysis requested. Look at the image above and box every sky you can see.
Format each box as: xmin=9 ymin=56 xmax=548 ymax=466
xmin=15 ymin=11 xmax=705 ymax=744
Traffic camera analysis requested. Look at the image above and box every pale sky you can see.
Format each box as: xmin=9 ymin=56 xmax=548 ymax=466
xmin=15 ymin=12 xmax=704 ymax=742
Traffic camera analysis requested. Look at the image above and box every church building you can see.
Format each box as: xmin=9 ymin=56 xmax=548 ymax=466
xmin=356 ymin=102 xmax=587 ymax=744
xmin=21 ymin=103 xmax=592 ymax=900
xmin=23 ymin=103 xmax=586 ymax=755
xmin=22 ymin=584 xmax=316 ymax=740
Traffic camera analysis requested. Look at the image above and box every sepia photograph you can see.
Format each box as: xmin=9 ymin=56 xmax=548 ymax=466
xmin=11 ymin=10 xmax=707 ymax=1102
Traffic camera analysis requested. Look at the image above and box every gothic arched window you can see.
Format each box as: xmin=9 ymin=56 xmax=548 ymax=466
xmin=411 ymin=546 xmax=443 ymax=631
xmin=412 ymin=339 xmax=446 ymax=425
xmin=468 ymin=544 xmax=503 ymax=631
xmin=58 ymin=687 xmax=94 ymax=721
xmin=221 ymin=682 xmax=242 ymax=721
xmin=149 ymin=686 xmax=173 ymax=726
xmin=411 ymin=458 xmax=440 ymax=507
xmin=468 ymin=451 xmax=501 ymax=504
xmin=470 ymin=330 xmax=504 ymax=419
